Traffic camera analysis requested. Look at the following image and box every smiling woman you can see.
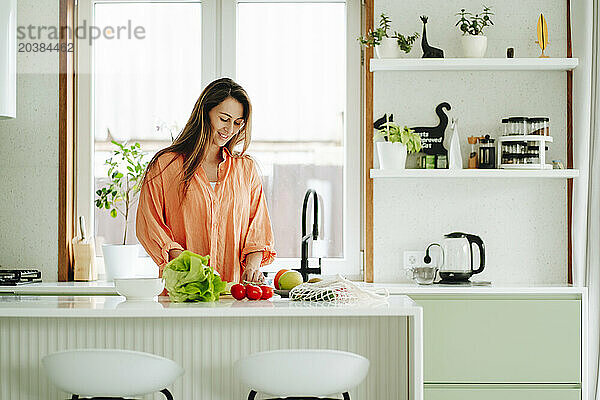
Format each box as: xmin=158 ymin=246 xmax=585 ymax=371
xmin=136 ymin=78 xmax=276 ymax=283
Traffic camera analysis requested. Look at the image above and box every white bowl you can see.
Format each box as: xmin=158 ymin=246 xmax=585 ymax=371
xmin=114 ymin=278 xmax=165 ymax=300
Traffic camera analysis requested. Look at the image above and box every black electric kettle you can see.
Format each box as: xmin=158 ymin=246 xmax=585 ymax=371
xmin=437 ymin=232 xmax=485 ymax=283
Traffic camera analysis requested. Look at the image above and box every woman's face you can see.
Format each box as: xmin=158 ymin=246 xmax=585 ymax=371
xmin=208 ymin=96 xmax=245 ymax=148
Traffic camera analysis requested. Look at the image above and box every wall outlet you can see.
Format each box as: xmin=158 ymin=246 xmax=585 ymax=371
xmin=403 ymin=251 xmax=426 ymax=270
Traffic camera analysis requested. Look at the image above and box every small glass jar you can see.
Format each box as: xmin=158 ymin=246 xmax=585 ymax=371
xmin=501 ymin=118 xmax=509 ymax=136
xmin=478 ymin=135 xmax=496 ymax=169
xmin=529 ymin=117 xmax=550 ymax=136
xmin=525 ymin=141 xmax=538 ymax=164
xmin=411 ymin=266 xmax=438 ymax=285
xmin=508 ymin=117 xmax=528 ymax=136
xmin=501 ymin=143 xmax=512 ymax=164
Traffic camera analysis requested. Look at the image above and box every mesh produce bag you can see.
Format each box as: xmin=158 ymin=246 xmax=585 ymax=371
xmin=289 ymin=275 xmax=389 ymax=305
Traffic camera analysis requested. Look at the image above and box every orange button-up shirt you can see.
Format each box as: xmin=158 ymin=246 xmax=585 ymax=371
xmin=135 ymin=148 xmax=276 ymax=282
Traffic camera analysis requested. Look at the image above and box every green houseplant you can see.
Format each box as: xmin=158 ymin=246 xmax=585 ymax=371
xmin=358 ymin=13 xmax=419 ymax=58
xmin=392 ymin=30 xmax=420 ymax=54
xmin=375 ymin=122 xmax=422 ymax=169
xmin=95 ymin=136 xmax=149 ymax=280
xmin=455 ymin=6 xmax=494 ymax=57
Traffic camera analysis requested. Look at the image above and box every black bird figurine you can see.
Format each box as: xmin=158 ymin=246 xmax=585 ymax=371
xmin=420 ymin=16 xmax=444 ymax=58
xmin=410 ymin=102 xmax=451 ymax=156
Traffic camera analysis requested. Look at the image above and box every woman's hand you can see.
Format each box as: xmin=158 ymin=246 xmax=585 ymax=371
xmin=168 ymin=249 xmax=183 ymax=261
xmin=241 ymin=252 xmax=264 ymax=283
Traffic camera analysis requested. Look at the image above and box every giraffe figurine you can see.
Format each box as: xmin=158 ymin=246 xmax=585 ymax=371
xmin=420 ymin=16 xmax=444 ymax=58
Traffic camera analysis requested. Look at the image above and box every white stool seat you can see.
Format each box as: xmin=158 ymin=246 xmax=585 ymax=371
xmin=234 ymin=349 xmax=369 ymax=397
xmin=42 ymin=349 xmax=184 ymax=397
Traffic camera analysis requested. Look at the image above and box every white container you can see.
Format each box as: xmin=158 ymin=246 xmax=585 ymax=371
xmin=375 ymin=37 xmax=402 ymax=58
xmin=0 ymin=0 xmax=16 ymax=119
xmin=449 ymin=119 xmax=463 ymax=169
xmin=376 ymin=141 xmax=407 ymax=169
xmin=102 ymin=244 xmax=139 ymax=281
xmin=461 ymin=35 xmax=488 ymax=58
xmin=114 ymin=278 xmax=165 ymax=300
xmin=498 ymin=135 xmax=553 ymax=170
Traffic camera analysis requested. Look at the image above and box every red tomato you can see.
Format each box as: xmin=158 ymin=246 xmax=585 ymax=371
xmin=260 ymin=285 xmax=274 ymax=300
xmin=231 ymin=284 xmax=246 ymax=301
xmin=246 ymin=285 xmax=263 ymax=300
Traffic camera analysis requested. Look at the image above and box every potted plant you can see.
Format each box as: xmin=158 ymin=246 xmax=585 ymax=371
xmin=374 ymin=121 xmax=422 ymax=169
xmin=358 ymin=13 xmax=419 ymax=58
xmin=455 ymin=6 xmax=494 ymax=58
xmin=95 ymin=137 xmax=149 ymax=281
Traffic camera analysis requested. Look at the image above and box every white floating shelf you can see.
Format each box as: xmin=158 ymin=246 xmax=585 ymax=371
xmin=370 ymin=169 xmax=580 ymax=179
xmin=369 ymin=58 xmax=579 ymax=72
xmin=498 ymin=135 xmax=553 ymax=142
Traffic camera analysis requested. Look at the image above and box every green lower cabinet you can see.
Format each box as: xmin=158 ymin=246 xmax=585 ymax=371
xmin=424 ymin=386 xmax=580 ymax=400
xmin=411 ymin=296 xmax=581 ymax=383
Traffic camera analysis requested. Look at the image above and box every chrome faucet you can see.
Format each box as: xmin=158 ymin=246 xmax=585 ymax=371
xmin=297 ymin=189 xmax=322 ymax=282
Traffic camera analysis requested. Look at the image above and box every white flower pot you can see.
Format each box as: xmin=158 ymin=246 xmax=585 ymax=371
xmin=376 ymin=141 xmax=408 ymax=170
xmin=102 ymin=244 xmax=139 ymax=281
xmin=461 ymin=35 xmax=488 ymax=58
xmin=375 ymin=37 xmax=402 ymax=59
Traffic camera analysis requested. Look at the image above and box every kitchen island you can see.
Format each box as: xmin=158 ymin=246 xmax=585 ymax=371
xmin=0 ymin=294 xmax=422 ymax=400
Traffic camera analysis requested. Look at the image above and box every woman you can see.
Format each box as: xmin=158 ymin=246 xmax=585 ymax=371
xmin=136 ymin=78 xmax=276 ymax=283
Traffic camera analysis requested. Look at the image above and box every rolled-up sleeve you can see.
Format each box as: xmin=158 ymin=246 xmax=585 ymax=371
xmin=136 ymin=161 xmax=184 ymax=269
xmin=240 ymin=160 xmax=276 ymax=268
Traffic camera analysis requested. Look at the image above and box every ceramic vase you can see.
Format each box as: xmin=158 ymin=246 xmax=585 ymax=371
xmin=102 ymin=244 xmax=138 ymax=281
xmin=461 ymin=35 xmax=488 ymax=58
xmin=375 ymin=37 xmax=402 ymax=58
xmin=376 ymin=141 xmax=408 ymax=169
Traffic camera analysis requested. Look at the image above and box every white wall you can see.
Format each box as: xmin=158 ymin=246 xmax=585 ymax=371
xmin=0 ymin=0 xmax=59 ymax=280
xmin=373 ymin=0 xmax=569 ymax=283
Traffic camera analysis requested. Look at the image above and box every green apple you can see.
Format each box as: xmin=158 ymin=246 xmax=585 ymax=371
xmin=278 ymin=270 xmax=304 ymax=290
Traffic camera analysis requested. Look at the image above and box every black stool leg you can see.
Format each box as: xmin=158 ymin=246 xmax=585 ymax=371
xmin=342 ymin=392 xmax=350 ymax=400
xmin=248 ymin=390 xmax=258 ymax=399
xmin=160 ymin=388 xmax=174 ymax=400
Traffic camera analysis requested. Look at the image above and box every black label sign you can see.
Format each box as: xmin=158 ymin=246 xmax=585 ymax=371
xmin=410 ymin=102 xmax=451 ymax=156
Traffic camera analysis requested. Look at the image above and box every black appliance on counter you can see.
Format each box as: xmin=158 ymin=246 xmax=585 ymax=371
xmin=0 ymin=269 xmax=42 ymax=285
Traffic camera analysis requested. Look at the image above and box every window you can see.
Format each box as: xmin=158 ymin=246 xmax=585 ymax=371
xmin=235 ymin=0 xmax=360 ymax=275
xmin=77 ymin=0 xmax=361 ymax=277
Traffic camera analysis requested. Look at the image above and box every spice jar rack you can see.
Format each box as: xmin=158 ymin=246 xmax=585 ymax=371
xmin=497 ymin=135 xmax=553 ymax=170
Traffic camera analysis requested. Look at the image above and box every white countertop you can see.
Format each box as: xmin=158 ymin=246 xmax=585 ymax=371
xmin=0 ymin=281 xmax=118 ymax=294
xmin=0 ymin=281 xmax=586 ymax=295
xmin=0 ymin=295 xmax=420 ymax=318
xmin=369 ymin=282 xmax=587 ymax=295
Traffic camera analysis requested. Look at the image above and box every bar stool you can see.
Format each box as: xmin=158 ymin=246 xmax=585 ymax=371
xmin=234 ymin=349 xmax=369 ymax=400
xmin=42 ymin=349 xmax=184 ymax=399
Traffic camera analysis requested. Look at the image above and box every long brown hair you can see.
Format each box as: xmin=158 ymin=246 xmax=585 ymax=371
xmin=142 ymin=77 xmax=252 ymax=198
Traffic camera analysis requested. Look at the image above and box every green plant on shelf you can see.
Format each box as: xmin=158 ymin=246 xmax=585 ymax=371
xmin=391 ymin=31 xmax=420 ymax=53
xmin=456 ymin=6 xmax=494 ymax=36
xmin=374 ymin=122 xmax=423 ymax=154
xmin=358 ymin=13 xmax=419 ymax=53
xmin=357 ymin=13 xmax=391 ymax=47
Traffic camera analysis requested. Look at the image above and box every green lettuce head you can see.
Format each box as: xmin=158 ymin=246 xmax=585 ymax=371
xmin=162 ymin=250 xmax=227 ymax=302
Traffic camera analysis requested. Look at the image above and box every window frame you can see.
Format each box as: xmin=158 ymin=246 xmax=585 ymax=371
xmin=75 ymin=0 xmax=362 ymax=278
xmin=76 ymin=0 xmax=213 ymax=244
